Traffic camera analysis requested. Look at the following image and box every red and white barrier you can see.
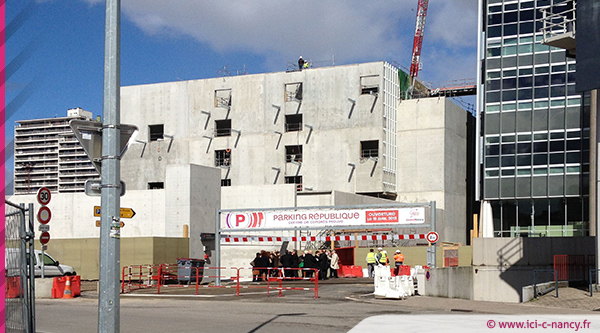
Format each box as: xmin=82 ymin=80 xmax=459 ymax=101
xmin=223 ymin=234 xmax=427 ymax=243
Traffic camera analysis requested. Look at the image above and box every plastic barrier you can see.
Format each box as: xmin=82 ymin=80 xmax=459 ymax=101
xmin=52 ymin=276 xmax=81 ymax=298
xmin=5 ymin=276 xmax=22 ymax=298
xmin=374 ymin=266 xmax=414 ymax=299
xmin=339 ymin=265 xmax=364 ymax=277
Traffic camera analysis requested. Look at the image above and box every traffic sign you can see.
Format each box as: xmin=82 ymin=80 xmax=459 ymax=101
xmin=69 ymin=120 xmax=139 ymax=174
xmin=426 ymin=231 xmax=439 ymax=243
xmin=94 ymin=206 xmax=136 ymax=219
xmin=37 ymin=187 xmax=51 ymax=205
xmin=40 ymin=232 xmax=51 ymax=245
xmin=96 ymin=220 xmax=125 ymax=228
xmin=39 ymin=224 xmax=50 ymax=232
xmin=37 ymin=206 xmax=52 ymax=224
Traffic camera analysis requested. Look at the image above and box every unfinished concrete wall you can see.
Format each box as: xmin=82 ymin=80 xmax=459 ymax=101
xmin=396 ymin=98 xmax=469 ymax=244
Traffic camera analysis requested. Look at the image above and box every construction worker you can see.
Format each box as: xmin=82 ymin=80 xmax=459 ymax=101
xmin=365 ymin=249 xmax=377 ymax=278
xmin=393 ymin=250 xmax=405 ymax=275
xmin=298 ymin=56 xmax=305 ymax=71
xmin=303 ymin=60 xmax=309 ymax=69
xmin=376 ymin=247 xmax=388 ymax=266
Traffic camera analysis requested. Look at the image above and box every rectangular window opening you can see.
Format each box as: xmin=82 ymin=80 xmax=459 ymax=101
xmin=361 ymin=140 xmax=379 ymax=158
xmin=285 ymin=82 xmax=303 ymax=102
xmin=360 ymin=75 xmax=379 ymax=95
xmin=285 ymin=145 xmax=302 ymax=163
xmin=215 ymin=149 xmax=231 ymax=167
xmin=285 ymin=114 xmax=303 ymax=132
xmin=215 ymin=119 xmax=232 ymax=137
xmin=148 ymin=182 xmax=164 ymax=190
xmin=285 ymin=175 xmax=303 ymax=191
xmin=149 ymin=124 xmax=164 ymax=141
xmin=214 ymin=89 xmax=232 ymax=108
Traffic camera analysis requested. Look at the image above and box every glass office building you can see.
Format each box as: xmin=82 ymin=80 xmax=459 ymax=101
xmin=478 ymin=0 xmax=589 ymax=237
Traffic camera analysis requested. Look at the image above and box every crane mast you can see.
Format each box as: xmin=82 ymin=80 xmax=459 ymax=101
xmin=409 ymin=0 xmax=429 ymax=81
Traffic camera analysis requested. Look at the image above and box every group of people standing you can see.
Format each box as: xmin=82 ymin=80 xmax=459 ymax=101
xmin=365 ymin=247 xmax=405 ymax=278
xmin=250 ymin=249 xmax=340 ymax=281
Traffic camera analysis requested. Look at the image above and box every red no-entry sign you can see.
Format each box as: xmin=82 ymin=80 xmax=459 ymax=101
xmin=40 ymin=232 xmax=51 ymax=245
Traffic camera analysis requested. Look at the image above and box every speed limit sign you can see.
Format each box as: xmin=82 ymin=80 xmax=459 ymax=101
xmin=426 ymin=231 xmax=439 ymax=243
xmin=37 ymin=187 xmax=51 ymax=205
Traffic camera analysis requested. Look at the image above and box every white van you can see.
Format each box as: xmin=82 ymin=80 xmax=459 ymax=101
xmin=5 ymin=249 xmax=76 ymax=277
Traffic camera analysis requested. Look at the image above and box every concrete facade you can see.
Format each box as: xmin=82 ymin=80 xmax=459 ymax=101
xmin=425 ymin=237 xmax=595 ymax=303
xmin=8 ymin=61 xmax=474 ymax=279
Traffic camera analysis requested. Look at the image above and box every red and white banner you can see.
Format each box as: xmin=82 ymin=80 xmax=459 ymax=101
xmin=223 ymin=233 xmax=428 ymax=243
xmin=223 ymin=208 xmax=426 ymax=230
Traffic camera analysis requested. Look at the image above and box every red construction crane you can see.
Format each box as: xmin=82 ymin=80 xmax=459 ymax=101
xmin=409 ymin=0 xmax=429 ymax=81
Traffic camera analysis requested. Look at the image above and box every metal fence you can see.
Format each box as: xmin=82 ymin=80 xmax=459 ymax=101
xmin=5 ymin=200 xmax=36 ymax=333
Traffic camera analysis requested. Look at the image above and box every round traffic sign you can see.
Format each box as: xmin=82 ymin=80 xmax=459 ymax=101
xmin=40 ymin=231 xmax=51 ymax=245
xmin=426 ymin=231 xmax=439 ymax=243
xmin=37 ymin=206 xmax=52 ymax=224
xmin=37 ymin=187 xmax=52 ymax=205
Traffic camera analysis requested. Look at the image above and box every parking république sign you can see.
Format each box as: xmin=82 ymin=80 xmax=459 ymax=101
xmin=224 ymin=207 xmax=426 ymax=230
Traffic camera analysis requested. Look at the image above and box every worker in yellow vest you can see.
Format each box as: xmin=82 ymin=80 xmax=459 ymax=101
xmin=376 ymin=247 xmax=388 ymax=266
xmin=365 ymin=249 xmax=377 ymax=278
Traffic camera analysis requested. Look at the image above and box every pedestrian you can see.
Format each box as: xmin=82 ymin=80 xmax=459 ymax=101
xmin=393 ymin=250 xmax=405 ymax=276
xmin=250 ymin=252 xmax=260 ymax=282
xmin=280 ymin=250 xmax=293 ymax=278
xmin=303 ymin=250 xmax=318 ymax=278
xmin=318 ymin=249 xmax=329 ymax=280
xmin=291 ymin=249 xmax=300 ymax=278
xmin=366 ymin=248 xmax=377 ymax=278
xmin=298 ymin=56 xmax=305 ymax=71
xmin=330 ymin=249 xmax=339 ymax=278
xmin=255 ymin=250 xmax=270 ymax=281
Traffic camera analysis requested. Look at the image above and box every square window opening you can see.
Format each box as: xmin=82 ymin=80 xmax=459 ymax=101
xmin=285 ymin=175 xmax=303 ymax=191
xmin=361 ymin=140 xmax=379 ymax=158
xmin=149 ymin=124 xmax=164 ymax=141
xmin=214 ymin=89 xmax=232 ymax=108
xmin=285 ymin=114 xmax=303 ymax=132
xmin=285 ymin=82 xmax=303 ymax=102
xmin=215 ymin=149 xmax=231 ymax=167
xmin=215 ymin=119 xmax=232 ymax=137
xmin=360 ymin=75 xmax=379 ymax=95
xmin=285 ymin=145 xmax=302 ymax=163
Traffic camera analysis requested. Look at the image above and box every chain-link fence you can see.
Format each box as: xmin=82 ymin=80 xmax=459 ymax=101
xmin=5 ymin=200 xmax=35 ymax=333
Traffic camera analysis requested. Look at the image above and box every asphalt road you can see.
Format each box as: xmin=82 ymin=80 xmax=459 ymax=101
xmin=36 ymin=282 xmax=411 ymax=333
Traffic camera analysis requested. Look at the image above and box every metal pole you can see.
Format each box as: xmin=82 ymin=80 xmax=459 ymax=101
xmin=98 ymin=0 xmax=121 ymax=331
xmin=19 ymin=204 xmax=30 ymax=333
xmin=428 ymin=201 xmax=437 ymax=268
xmin=215 ymin=209 xmax=221 ymax=286
xmin=27 ymin=203 xmax=36 ymax=333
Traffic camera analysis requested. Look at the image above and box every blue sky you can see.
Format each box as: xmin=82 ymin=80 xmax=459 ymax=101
xmin=5 ymin=0 xmax=478 ymax=187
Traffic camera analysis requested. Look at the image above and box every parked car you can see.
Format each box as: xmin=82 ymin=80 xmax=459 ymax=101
xmin=5 ymin=248 xmax=76 ymax=277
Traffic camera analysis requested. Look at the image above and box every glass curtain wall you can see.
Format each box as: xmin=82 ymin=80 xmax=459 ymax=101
xmin=480 ymin=0 xmax=589 ymax=236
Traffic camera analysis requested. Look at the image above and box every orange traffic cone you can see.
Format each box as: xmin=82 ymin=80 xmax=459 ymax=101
xmin=62 ymin=276 xmax=74 ymax=299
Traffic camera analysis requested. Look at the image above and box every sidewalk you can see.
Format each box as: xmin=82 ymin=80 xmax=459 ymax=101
xmin=83 ymin=278 xmax=600 ymax=315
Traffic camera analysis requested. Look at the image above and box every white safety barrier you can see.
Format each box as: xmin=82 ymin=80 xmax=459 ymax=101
xmin=373 ymin=265 xmax=415 ymax=299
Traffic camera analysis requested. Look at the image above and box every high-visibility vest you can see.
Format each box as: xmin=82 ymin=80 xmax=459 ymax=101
xmin=394 ymin=253 xmax=405 ymax=264
xmin=366 ymin=252 xmax=377 ymax=263
xmin=378 ymin=252 xmax=388 ymax=265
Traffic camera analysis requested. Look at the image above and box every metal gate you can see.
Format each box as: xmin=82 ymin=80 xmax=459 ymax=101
xmin=5 ymin=200 xmax=36 ymax=333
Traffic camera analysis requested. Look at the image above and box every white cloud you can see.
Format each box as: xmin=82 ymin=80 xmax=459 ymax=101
xmin=82 ymin=0 xmax=478 ymax=82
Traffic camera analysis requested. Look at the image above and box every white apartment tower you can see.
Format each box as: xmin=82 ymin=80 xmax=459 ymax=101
xmin=13 ymin=108 xmax=100 ymax=194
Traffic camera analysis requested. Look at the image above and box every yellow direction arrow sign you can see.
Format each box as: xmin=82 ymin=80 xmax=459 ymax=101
xmin=93 ymin=206 xmax=136 ymax=219
xmin=96 ymin=220 xmax=125 ymax=228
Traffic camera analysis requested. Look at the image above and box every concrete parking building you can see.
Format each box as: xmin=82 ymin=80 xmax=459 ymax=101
xmin=8 ymin=61 xmax=475 ymax=278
